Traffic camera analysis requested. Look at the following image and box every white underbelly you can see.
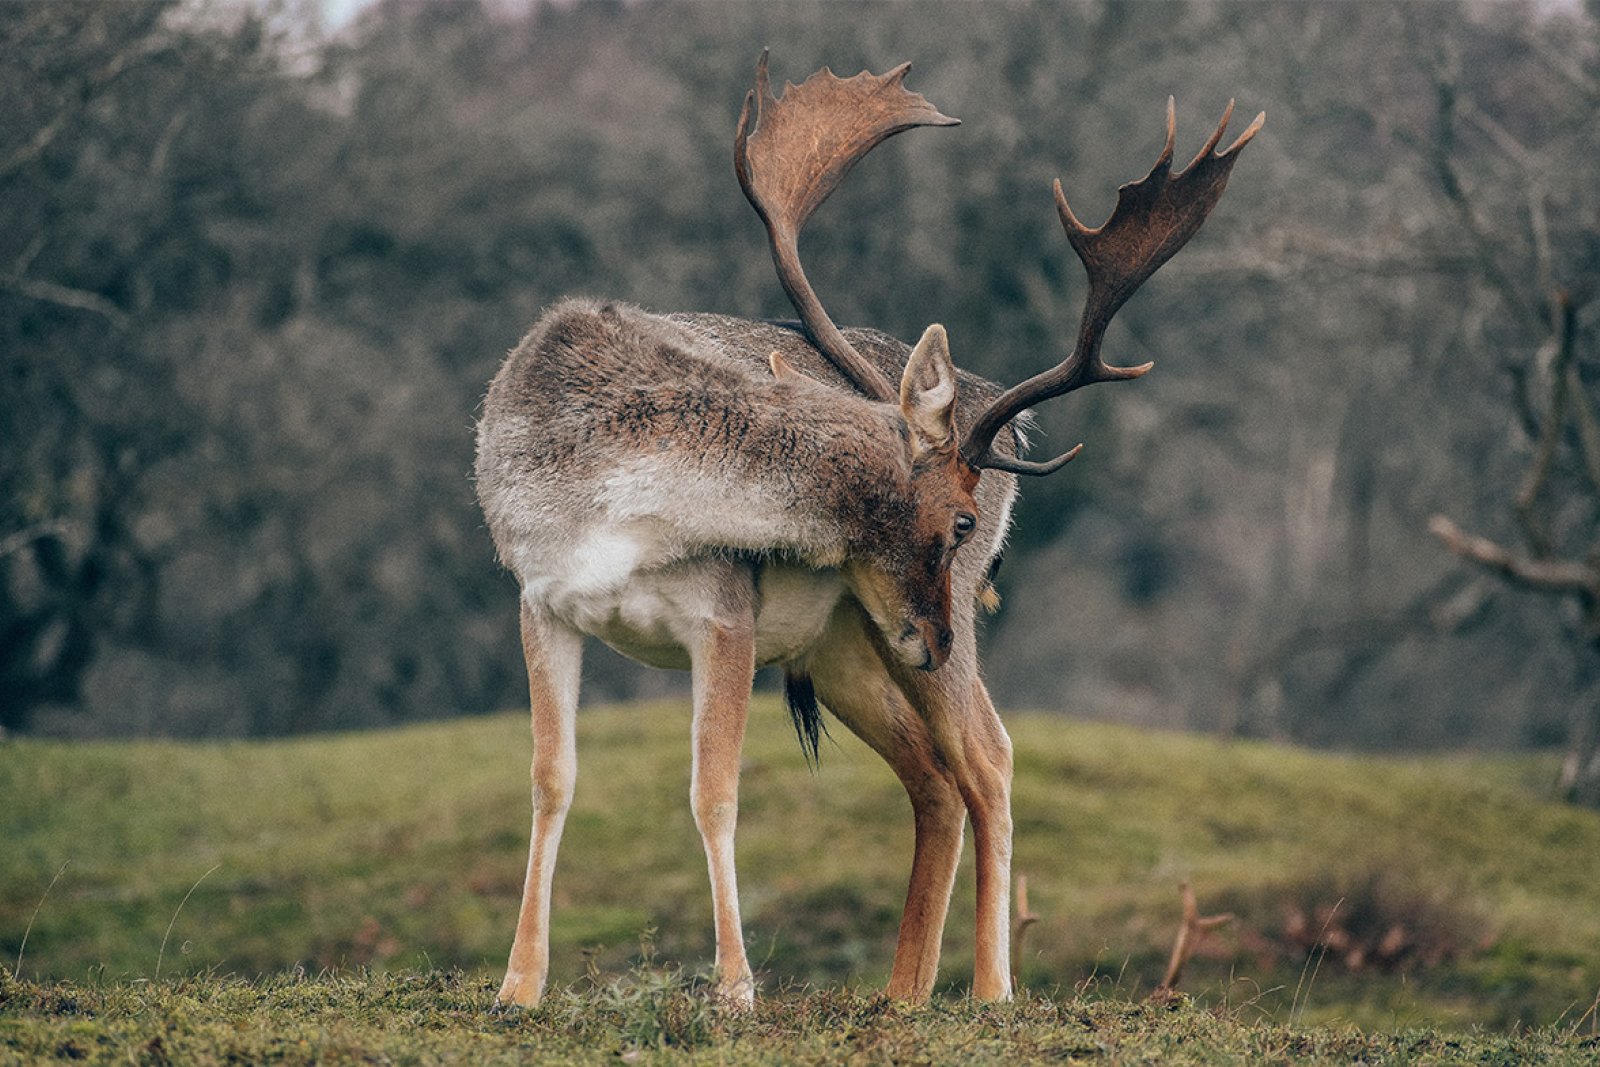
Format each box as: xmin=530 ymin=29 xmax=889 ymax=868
xmin=751 ymin=563 xmax=850 ymax=665
xmin=518 ymin=531 xmax=846 ymax=669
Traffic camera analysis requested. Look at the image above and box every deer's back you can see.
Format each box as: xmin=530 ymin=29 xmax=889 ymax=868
xmin=477 ymin=300 xmax=885 ymax=570
xmin=474 ymin=298 xmax=1018 ymax=662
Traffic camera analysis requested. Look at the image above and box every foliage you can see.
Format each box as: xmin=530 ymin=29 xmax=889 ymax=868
xmin=3 ymin=701 xmax=1599 ymax=1031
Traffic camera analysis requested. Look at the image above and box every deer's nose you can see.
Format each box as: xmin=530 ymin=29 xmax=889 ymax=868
xmin=914 ymin=620 xmax=952 ymax=671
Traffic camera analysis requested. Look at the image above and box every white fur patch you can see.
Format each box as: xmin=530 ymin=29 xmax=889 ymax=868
xmin=505 ymin=449 xmax=856 ymax=669
xmin=566 ymin=528 xmax=648 ymax=595
xmin=752 ymin=563 xmax=847 ymax=664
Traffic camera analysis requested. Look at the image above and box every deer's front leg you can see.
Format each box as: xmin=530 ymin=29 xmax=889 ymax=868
xmin=811 ymin=602 xmax=964 ymax=1002
xmin=688 ymin=578 xmax=758 ymax=1006
xmin=889 ymin=635 xmax=1014 ymax=1001
xmin=498 ymin=600 xmax=583 ymax=1009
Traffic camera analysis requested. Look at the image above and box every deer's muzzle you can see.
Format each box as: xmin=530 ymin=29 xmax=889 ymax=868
xmin=896 ymin=619 xmax=951 ymax=672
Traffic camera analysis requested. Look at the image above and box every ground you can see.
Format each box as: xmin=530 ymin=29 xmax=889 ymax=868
xmin=4 ymin=699 xmax=1600 ymax=1062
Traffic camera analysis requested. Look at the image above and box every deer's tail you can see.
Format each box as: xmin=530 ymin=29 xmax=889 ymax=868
xmin=783 ymin=669 xmax=829 ymax=769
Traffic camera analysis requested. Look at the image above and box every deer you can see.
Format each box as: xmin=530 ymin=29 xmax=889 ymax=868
xmin=473 ymin=52 xmax=1261 ymax=1009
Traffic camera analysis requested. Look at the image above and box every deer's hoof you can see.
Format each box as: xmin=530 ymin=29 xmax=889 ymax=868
xmin=495 ymin=972 xmax=543 ymax=1010
xmin=714 ymin=974 xmax=756 ymax=1011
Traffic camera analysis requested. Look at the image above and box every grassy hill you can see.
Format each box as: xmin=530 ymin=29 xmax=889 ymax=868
xmin=4 ymin=699 xmax=1599 ymax=1045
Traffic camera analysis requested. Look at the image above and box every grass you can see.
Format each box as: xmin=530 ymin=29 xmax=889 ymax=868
xmin=4 ymin=968 xmax=1598 ymax=1066
xmin=4 ymin=698 xmax=1600 ymax=1060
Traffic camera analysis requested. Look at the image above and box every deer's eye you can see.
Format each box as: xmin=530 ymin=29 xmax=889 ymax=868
xmin=953 ymin=513 xmax=977 ymax=541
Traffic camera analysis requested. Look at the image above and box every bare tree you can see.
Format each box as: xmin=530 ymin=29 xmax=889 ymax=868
xmin=1421 ymin=17 xmax=1600 ymax=805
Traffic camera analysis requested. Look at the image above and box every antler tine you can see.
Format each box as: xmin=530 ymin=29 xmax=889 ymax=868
xmin=962 ymin=98 xmax=1264 ymax=475
xmin=735 ymin=50 xmax=959 ymax=402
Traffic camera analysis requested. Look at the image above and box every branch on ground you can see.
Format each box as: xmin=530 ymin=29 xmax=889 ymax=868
xmin=1150 ymin=882 xmax=1233 ymax=1003
xmin=1010 ymin=874 xmax=1039 ymax=993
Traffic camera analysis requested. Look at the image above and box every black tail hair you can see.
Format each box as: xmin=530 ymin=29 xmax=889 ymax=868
xmin=783 ymin=670 xmax=830 ymax=769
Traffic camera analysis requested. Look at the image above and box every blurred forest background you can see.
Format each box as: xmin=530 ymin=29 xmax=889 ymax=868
xmin=4 ymin=0 xmax=1599 ymax=798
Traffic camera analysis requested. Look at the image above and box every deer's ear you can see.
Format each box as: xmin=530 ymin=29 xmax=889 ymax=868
xmin=900 ymin=324 xmax=957 ymax=453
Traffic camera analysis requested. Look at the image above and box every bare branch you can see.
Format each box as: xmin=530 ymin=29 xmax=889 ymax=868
xmin=1421 ymin=70 xmax=1541 ymax=335
xmin=0 ymin=112 xmax=70 ymax=184
xmin=0 ymin=520 xmax=79 ymax=560
xmin=1527 ymin=177 xmax=1555 ymax=305
xmin=1514 ymin=293 xmax=1577 ymax=554
xmin=1565 ymin=359 xmax=1600 ymax=497
xmin=1524 ymin=35 xmax=1600 ymax=106
xmin=0 ymin=7 xmax=171 ymax=182
xmin=0 ymin=275 xmax=128 ymax=327
xmin=11 ymin=234 xmax=46 ymax=277
xmin=1429 ymin=515 xmax=1596 ymax=595
xmin=1460 ymin=101 xmax=1536 ymax=170
xmin=147 ymin=111 xmax=189 ymax=179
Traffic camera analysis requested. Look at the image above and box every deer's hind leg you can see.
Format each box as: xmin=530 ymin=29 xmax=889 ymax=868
xmin=498 ymin=599 xmax=583 ymax=1009
xmin=687 ymin=568 xmax=759 ymax=1006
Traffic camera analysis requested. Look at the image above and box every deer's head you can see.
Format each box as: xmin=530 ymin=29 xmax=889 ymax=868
xmin=737 ymin=52 xmax=1262 ymax=671
xmin=834 ymin=324 xmax=979 ymax=670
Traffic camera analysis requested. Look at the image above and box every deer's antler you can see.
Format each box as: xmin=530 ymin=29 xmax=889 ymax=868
xmin=961 ymin=99 xmax=1265 ymax=475
xmin=736 ymin=50 xmax=958 ymax=402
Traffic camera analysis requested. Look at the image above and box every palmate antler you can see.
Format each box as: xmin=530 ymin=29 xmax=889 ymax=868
xmin=961 ymin=99 xmax=1265 ymax=475
xmin=735 ymin=51 xmax=958 ymax=402
xmin=737 ymin=53 xmax=1263 ymax=472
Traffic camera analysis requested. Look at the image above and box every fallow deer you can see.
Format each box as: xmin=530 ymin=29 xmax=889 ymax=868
xmin=474 ymin=52 xmax=1261 ymax=1008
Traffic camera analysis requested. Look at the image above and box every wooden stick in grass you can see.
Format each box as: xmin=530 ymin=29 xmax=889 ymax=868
xmin=1011 ymin=874 xmax=1040 ymax=991
xmin=1151 ymin=882 xmax=1233 ymax=1001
